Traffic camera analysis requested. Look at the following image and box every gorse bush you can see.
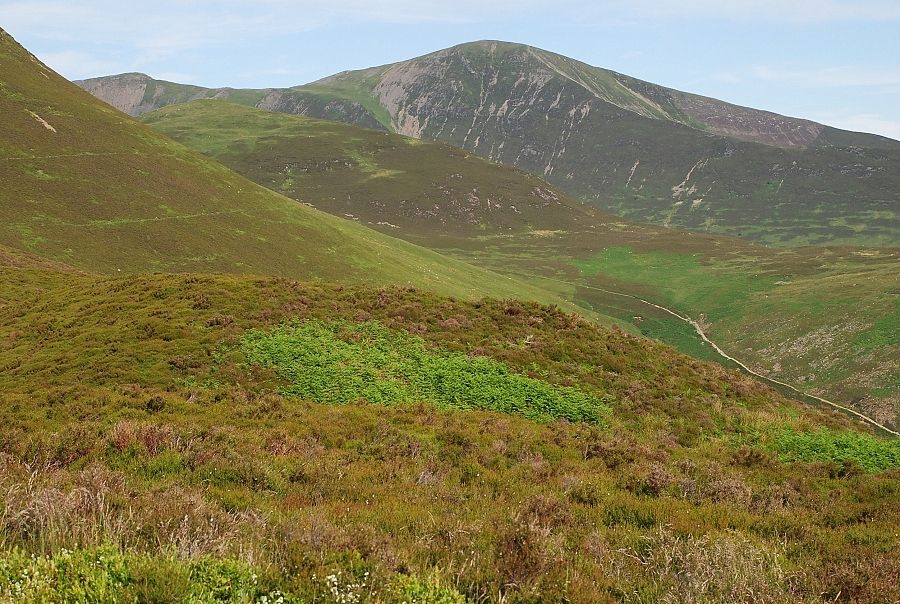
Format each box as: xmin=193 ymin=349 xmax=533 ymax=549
xmin=240 ymin=320 xmax=610 ymax=424
xmin=773 ymin=429 xmax=900 ymax=473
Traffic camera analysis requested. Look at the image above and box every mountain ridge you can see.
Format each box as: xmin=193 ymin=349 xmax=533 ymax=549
xmin=77 ymin=40 xmax=900 ymax=246
xmin=79 ymin=40 xmax=900 ymax=149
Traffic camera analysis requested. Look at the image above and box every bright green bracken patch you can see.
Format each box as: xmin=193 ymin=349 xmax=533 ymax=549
xmin=240 ymin=320 xmax=610 ymax=424
xmin=773 ymin=429 xmax=900 ymax=473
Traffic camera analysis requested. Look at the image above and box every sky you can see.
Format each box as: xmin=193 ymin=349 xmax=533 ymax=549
xmin=1 ymin=0 xmax=899 ymax=140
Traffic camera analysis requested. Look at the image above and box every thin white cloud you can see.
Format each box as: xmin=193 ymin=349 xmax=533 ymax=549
xmin=0 ymin=2 xmax=320 ymax=52
xmin=809 ymin=112 xmax=900 ymax=141
xmin=617 ymin=0 xmax=900 ymax=22
xmin=36 ymin=50 xmax=124 ymax=80
xmin=751 ymin=65 xmax=900 ymax=88
xmin=707 ymin=72 xmax=743 ymax=85
xmin=2 ymin=0 xmax=897 ymax=46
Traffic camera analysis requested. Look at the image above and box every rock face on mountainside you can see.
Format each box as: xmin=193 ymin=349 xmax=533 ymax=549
xmin=326 ymin=41 xmax=834 ymax=149
xmin=76 ymin=72 xmax=219 ymax=116
xmin=78 ymin=40 xmax=900 ymax=245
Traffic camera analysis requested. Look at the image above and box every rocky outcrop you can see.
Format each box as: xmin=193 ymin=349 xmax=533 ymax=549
xmin=76 ymin=73 xmax=223 ymax=116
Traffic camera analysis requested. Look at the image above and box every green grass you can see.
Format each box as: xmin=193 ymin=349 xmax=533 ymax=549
xmin=774 ymin=429 xmax=900 ymax=473
xmin=572 ymin=246 xmax=777 ymax=322
xmin=240 ymin=320 xmax=610 ymax=423
xmin=855 ymin=301 xmax=900 ymax=351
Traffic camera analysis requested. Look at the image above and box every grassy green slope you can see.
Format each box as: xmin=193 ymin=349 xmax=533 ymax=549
xmin=0 ymin=28 xmax=605 ymax=314
xmin=0 ymin=253 xmax=897 ymax=602
xmin=142 ymin=100 xmax=900 ymax=430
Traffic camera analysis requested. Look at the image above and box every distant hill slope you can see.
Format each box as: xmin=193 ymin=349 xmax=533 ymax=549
xmin=143 ymin=100 xmax=900 ymax=431
xmin=76 ymin=71 xmax=387 ymax=130
xmin=140 ymin=100 xmax=610 ymax=238
xmin=80 ymin=41 xmax=900 ymax=246
xmin=0 ymin=28 xmax=604 ymax=312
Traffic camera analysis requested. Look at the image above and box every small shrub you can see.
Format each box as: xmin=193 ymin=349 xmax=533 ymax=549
xmin=642 ymin=463 xmax=674 ymax=497
xmin=145 ymin=396 xmax=166 ymax=413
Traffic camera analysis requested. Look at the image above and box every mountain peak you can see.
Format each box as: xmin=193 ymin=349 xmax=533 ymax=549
xmin=451 ymin=39 xmax=533 ymax=53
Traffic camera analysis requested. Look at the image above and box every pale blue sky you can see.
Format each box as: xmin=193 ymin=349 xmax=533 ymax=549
xmin=2 ymin=0 xmax=898 ymax=139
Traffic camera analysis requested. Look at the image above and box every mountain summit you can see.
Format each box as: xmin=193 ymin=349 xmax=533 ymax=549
xmin=79 ymin=40 xmax=900 ymax=245
xmin=317 ymin=40 xmax=841 ymax=148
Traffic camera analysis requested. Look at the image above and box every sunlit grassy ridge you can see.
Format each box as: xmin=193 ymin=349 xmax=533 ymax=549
xmin=141 ymin=100 xmax=602 ymax=238
xmin=0 ymin=249 xmax=898 ymax=602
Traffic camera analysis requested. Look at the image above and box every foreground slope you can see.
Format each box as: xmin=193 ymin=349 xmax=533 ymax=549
xmin=0 ymin=28 xmax=596 ymax=309
xmin=143 ymin=100 xmax=900 ymax=431
xmin=81 ymin=41 xmax=900 ymax=245
xmin=0 ymin=250 xmax=897 ymax=602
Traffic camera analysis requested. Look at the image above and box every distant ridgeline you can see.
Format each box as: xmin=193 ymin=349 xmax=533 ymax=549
xmin=79 ymin=40 xmax=900 ymax=246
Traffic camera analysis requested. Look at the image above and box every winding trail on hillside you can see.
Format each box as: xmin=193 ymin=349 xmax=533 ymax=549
xmin=527 ymin=273 xmax=899 ymax=437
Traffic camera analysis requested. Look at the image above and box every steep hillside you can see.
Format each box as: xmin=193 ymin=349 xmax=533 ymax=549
xmin=0 ymin=28 xmax=599 ymax=310
xmin=1 ymin=256 xmax=898 ymax=602
xmin=143 ymin=100 xmax=900 ymax=431
xmin=81 ymin=41 xmax=900 ymax=246
xmin=141 ymin=100 xmax=608 ymax=238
